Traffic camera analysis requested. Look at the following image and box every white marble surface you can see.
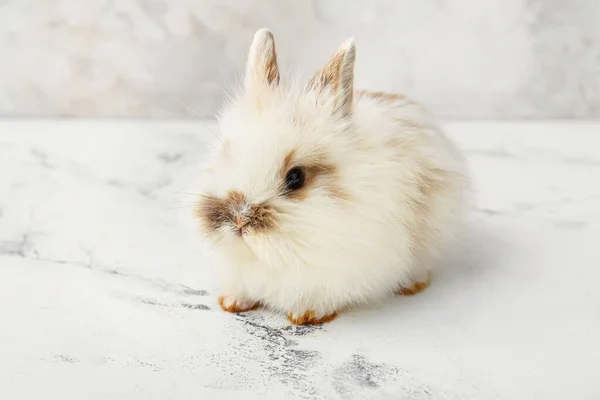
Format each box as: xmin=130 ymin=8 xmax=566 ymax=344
xmin=1 ymin=0 xmax=599 ymax=119
xmin=1 ymin=119 xmax=600 ymax=399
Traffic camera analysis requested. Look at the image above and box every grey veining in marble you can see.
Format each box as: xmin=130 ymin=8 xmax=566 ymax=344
xmin=0 ymin=0 xmax=599 ymax=119
xmin=1 ymin=120 xmax=600 ymax=399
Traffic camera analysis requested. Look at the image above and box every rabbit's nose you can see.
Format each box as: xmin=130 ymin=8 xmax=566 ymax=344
xmin=234 ymin=214 xmax=249 ymax=229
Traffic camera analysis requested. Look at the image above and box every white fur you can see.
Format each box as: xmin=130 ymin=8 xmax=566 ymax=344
xmin=196 ymin=29 xmax=469 ymax=321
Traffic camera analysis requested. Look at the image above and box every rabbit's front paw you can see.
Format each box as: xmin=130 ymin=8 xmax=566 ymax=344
xmin=217 ymin=295 xmax=259 ymax=313
xmin=287 ymin=310 xmax=338 ymax=325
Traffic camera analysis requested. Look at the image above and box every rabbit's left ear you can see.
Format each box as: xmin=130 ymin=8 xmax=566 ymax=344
xmin=307 ymin=38 xmax=356 ymax=117
xmin=245 ymin=28 xmax=280 ymax=93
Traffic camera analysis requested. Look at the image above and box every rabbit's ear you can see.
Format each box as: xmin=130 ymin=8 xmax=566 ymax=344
xmin=307 ymin=38 xmax=356 ymax=117
xmin=245 ymin=28 xmax=280 ymax=92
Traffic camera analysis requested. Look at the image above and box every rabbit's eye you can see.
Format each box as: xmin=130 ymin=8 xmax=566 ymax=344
xmin=284 ymin=166 xmax=305 ymax=192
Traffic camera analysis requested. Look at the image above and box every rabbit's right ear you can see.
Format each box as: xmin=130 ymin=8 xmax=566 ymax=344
xmin=307 ymin=38 xmax=356 ymax=118
xmin=244 ymin=28 xmax=280 ymax=93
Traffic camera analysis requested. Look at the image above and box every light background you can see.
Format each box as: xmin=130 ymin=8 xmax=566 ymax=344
xmin=1 ymin=0 xmax=599 ymax=119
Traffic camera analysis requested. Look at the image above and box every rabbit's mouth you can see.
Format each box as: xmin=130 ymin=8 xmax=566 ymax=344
xmin=232 ymin=214 xmax=249 ymax=237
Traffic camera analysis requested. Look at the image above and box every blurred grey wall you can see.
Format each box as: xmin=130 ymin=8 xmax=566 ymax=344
xmin=0 ymin=0 xmax=598 ymax=119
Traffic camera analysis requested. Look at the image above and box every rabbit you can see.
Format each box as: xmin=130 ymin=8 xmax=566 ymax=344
xmin=193 ymin=28 xmax=469 ymax=325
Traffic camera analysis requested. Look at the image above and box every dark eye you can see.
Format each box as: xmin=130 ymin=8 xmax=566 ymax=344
xmin=284 ymin=166 xmax=306 ymax=192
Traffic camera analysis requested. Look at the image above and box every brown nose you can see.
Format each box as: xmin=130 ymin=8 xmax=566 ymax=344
xmin=234 ymin=214 xmax=249 ymax=229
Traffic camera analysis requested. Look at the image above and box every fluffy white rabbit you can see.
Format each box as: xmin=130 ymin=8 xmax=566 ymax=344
xmin=194 ymin=28 xmax=469 ymax=325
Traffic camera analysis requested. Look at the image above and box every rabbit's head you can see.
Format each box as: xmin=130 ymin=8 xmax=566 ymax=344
xmin=195 ymin=29 xmax=363 ymax=249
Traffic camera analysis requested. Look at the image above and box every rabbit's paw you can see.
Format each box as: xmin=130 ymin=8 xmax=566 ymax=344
xmin=287 ymin=310 xmax=338 ymax=325
xmin=397 ymin=271 xmax=432 ymax=296
xmin=217 ymin=295 xmax=259 ymax=313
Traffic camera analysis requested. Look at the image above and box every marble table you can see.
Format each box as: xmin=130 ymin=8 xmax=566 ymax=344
xmin=1 ymin=120 xmax=599 ymax=400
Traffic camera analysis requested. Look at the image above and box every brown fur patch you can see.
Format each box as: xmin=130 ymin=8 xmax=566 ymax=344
xmin=308 ymin=50 xmax=345 ymax=93
xmin=249 ymin=204 xmax=279 ymax=232
xmin=280 ymin=150 xmax=349 ymax=201
xmin=281 ymin=149 xmax=297 ymax=175
xmin=195 ymin=195 xmax=230 ymax=234
xmin=397 ymin=272 xmax=432 ymax=296
xmin=356 ymin=90 xmax=406 ymax=104
xmin=358 ymin=90 xmax=422 ymax=132
xmin=287 ymin=310 xmax=338 ymax=325
xmin=218 ymin=296 xmax=260 ymax=313
xmin=264 ymin=36 xmax=280 ymax=86
xmin=307 ymin=41 xmax=355 ymax=117
xmin=227 ymin=190 xmax=246 ymax=210
xmin=195 ymin=191 xmax=278 ymax=236
xmin=246 ymin=29 xmax=280 ymax=90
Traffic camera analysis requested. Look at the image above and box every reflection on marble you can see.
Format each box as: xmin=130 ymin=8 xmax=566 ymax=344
xmin=0 ymin=0 xmax=599 ymax=119
xmin=1 ymin=120 xmax=600 ymax=399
